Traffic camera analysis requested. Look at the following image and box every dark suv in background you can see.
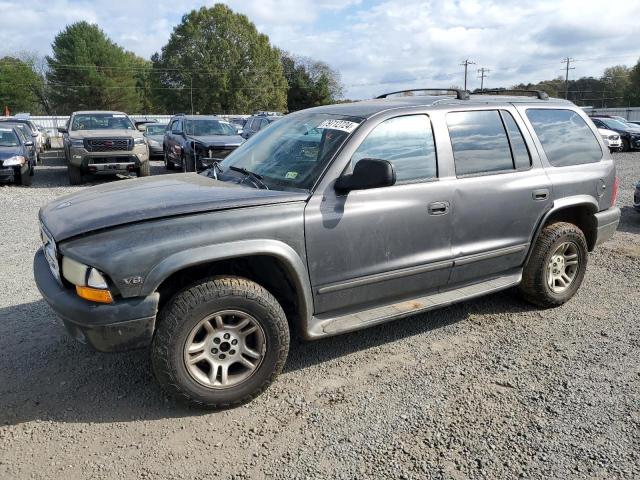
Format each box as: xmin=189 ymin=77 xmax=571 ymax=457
xmin=241 ymin=113 xmax=283 ymax=139
xmin=163 ymin=114 xmax=244 ymax=172
xmin=590 ymin=116 xmax=640 ymax=151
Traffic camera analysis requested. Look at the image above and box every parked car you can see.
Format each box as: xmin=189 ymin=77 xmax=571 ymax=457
xmin=143 ymin=123 xmax=167 ymax=158
xmin=163 ymin=114 xmax=244 ymax=172
xmin=2 ymin=122 xmax=38 ymax=167
xmin=227 ymin=117 xmax=247 ymax=135
xmin=34 ymin=89 xmax=620 ymax=408
xmin=598 ymin=128 xmax=623 ymax=152
xmin=241 ymin=113 xmax=282 ymax=139
xmin=590 ymin=116 xmax=640 ymax=151
xmin=58 ymin=111 xmax=150 ymax=185
xmin=38 ymin=126 xmax=51 ymax=150
xmin=0 ymin=117 xmax=42 ymax=162
xmin=0 ymin=126 xmax=34 ymax=185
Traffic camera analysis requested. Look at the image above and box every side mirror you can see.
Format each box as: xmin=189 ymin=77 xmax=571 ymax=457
xmin=24 ymin=141 xmax=34 ymax=147
xmin=335 ymin=158 xmax=396 ymax=192
xmin=57 ymin=127 xmax=68 ymax=134
xmin=137 ymin=124 xmax=147 ymax=132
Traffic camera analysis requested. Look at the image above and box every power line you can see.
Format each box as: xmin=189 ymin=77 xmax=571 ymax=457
xmin=460 ymin=59 xmax=475 ymax=91
xmin=477 ymin=67 xmax=490 ymax=92
xmin=561 ymin=57 xmax=575 ymax=99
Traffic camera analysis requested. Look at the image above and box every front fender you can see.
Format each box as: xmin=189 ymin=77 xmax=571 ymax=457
xmin=141 ymin=239 xmax=313 ymax=327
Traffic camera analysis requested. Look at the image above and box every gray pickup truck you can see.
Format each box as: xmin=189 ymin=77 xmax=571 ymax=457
xmin=58 ymin=111 xmax=150 ymax=185
xmin=34 ymin=89 xmax=620 ymax=408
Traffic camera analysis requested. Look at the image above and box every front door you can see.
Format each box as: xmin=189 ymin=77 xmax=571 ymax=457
xmin=305 ymin=114 xmax=454 ymax=315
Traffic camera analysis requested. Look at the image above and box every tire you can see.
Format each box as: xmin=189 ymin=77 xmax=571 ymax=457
xmin=519 ymin=222 xmax=588 ymax=308
xmin=164 ymin=149 xmax=175 ymax=170
xmin=18 ymin=166 xmax=32 ymax=186
xmin=68 ymin=164 xmax=83 ymax=185
xmin=621 ymin=138 xmax=630 ymax=152
xmin=152 ymin=276 xmax=290 ymax=409
xmin=137 ymin=161 xmax=150 ymax=177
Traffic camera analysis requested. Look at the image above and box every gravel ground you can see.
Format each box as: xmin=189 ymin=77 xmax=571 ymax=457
xmin=0 ymin=152 xmax=638 ymax=480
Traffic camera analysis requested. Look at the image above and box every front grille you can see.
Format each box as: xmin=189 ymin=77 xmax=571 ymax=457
xmin=84 ymin=138 xmax=132 ymax=152
xmin=195 ymin=145 xmax=236 ymax=160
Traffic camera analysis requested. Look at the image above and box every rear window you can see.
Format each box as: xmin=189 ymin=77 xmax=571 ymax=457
xmin=447 ymin=110 xmax=531 ymax=176
xmin=526 ymin=109 xmax=602 ymax=166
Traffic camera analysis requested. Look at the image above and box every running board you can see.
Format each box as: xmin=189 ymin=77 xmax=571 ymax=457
xmin=307 ymin=272 xmax=522 ymax=338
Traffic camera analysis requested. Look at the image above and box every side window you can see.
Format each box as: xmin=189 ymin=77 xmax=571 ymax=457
xmin=246 ymin=118 xmax=255 ymax=130
xmin=526 ymin=109 xmax=602 ymax=166
xmin=351 ymin=115 xmax=437 ymax=183
xmin=501 ymin=111 xmax=531 ymax=170
xmin=447 ymin=110 xmax=514 ymax=176
xmin=259 ymin=119 xmax=269 ymax=130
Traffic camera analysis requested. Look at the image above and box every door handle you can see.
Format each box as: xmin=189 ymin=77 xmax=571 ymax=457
xmin=532 ymin=189 xmax=549 ymax=201
xmin=428 ymin=201 xmax=450 ymax=215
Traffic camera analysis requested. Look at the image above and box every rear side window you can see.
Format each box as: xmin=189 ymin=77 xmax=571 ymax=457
xmin=351 ymin=115 xmax=437 ymax=183
xmin=447 ymin=110 xmax=530 ymax=176
xmin=526 ymin=109 xmax=602 ymax=166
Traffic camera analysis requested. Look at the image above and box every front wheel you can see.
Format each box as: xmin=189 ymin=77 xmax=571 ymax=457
xmin=137 ymin=161 xmax=150 ymax=177
xmin=68 ymin=164 xmax=83 ymax=185
xmin=621 ymin=138 xmax=630 ymax=152
xmin=164 ymin=149 xmax=175 ymax=170
xmin=519 ymin=222 xmax=588 ymax=308
xmin=152 ymin=276 xmax=290 ymax=409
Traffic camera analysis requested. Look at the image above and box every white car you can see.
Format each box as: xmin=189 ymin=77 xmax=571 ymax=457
xmin=598 ymin=128 xmax=622 ymax=152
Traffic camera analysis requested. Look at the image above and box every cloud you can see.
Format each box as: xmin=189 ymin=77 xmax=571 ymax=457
xmin=0 ymin=0 xmax=639 ymax=99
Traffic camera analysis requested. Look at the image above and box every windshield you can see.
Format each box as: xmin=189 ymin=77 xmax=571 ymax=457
xmin=71 ymin=113 xmax=135 ymax=131
xmin=0 ymin=129 xmax=19 ymax=147
xmin=145 ymin=125 xmax=166 ymax=135
xmin=184 ymin=119 xmax=237 ymax=136
xmin=218 ymin=111 xmax=363 ymax=190
xmin=600 ymin=118 xmax=631 ymax=130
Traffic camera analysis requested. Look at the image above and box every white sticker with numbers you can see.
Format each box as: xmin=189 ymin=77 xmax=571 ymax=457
xmin=317 ymin=119 xmax=359 ymax=133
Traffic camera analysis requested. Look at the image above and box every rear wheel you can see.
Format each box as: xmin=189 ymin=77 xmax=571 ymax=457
xmin=152 ymin=276 xmax=289 ymax=409
xmin=68 ymin=164 xmax=83 ymax=185
xmin=519 ymin=222 xmax=588 ymax=307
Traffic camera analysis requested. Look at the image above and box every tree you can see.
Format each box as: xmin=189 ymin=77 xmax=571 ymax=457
xmin=47 ymin=22 xmax=145 ymax=114
xmin=152 ymin=4 xmax=287 ymax=114
xmin=626 ymin=58 xmax=640 ymax=107
xmin=281 ymin=52 xmax=343 ymax=111
xmin=0 ymin=57 xmax=45 ymax=114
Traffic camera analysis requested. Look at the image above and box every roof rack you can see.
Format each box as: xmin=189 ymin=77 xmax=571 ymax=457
xmin=475 ymin=89 xmax=549 ymax=100
xmin=376 ymin=88 xmax=469 ymax=100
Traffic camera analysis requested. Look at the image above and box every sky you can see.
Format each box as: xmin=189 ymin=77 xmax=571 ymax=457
xmin=1 ymin=0 xmax=639 ymax=99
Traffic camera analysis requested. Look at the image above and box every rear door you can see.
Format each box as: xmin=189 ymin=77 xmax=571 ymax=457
xmin=444 ymin=107 xmax=552 ymax=285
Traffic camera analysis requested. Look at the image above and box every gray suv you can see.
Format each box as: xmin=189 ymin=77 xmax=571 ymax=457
xmin=34 ymin=89 xmax=620 ymax=408
xmin=58 ymin=111 xmax=150 ymax=185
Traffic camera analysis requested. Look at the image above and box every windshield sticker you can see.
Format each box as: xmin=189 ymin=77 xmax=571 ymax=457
xmin=285 ymin=171 xmax=299 ymax=179
xmin=317 ymin=119 xmax=359 ymax=133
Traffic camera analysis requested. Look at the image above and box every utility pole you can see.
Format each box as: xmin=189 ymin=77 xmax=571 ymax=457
xmin=190 ymin=75 xmax=194 ymax=115
xmin=477 ymin=67 xmax=490 ymax=92
xmin=460 ymin=59 xmax=476 ymax=91
xmin=561 ymin=57 xmax=575 ymax=100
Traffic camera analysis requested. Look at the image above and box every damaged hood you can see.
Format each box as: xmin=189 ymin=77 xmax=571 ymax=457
xmin=40 ymin=173 xmax=309 ymax=241
xmin=188 ymin=134 xmax=244 ymax=148
xmin=68 ymin=129 xmax=143 ymax=139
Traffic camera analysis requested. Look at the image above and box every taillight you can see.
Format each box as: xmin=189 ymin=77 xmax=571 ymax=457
xmin=611 ymin=176 xmax=619 ymax=207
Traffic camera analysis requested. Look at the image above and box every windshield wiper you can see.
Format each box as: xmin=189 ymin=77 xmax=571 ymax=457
xmin=229 ymin=166 xmax=269 ymax=189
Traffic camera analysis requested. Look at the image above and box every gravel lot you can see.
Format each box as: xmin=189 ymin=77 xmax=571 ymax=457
xmin=0 ymin=152 xmax=638 ymax=480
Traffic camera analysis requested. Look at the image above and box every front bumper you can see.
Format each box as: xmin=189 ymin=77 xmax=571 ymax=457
xmin=594 ymin=207 xmax=621 ymax=247
xmin=33 ymin=248 xmax=159 ymax=352
xmin=0 ymin=164 xmax=28 ymax=182
xmin=68 ymin=145 xmax=149 ymax=172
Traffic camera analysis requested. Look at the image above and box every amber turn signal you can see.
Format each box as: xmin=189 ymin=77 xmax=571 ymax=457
xmin=76 ymin=286 xmax=113 ymax=304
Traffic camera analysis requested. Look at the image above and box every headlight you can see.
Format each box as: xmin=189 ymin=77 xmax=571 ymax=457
xmin=3 ymin=155 xmax=26 ymax=166
xmin=62 ymin=256 xmax=112 ymax=303
xmin=70 ymin=138 xmax=84 ymax=147
xmin=134 ymin=137 xmax=146 ymax=145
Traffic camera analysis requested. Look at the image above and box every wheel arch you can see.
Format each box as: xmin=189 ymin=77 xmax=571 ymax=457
xmin=143 ymin=240 xmax=313 ymax=331
xmin=527 ymin=196 xmax=599 ymax=264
